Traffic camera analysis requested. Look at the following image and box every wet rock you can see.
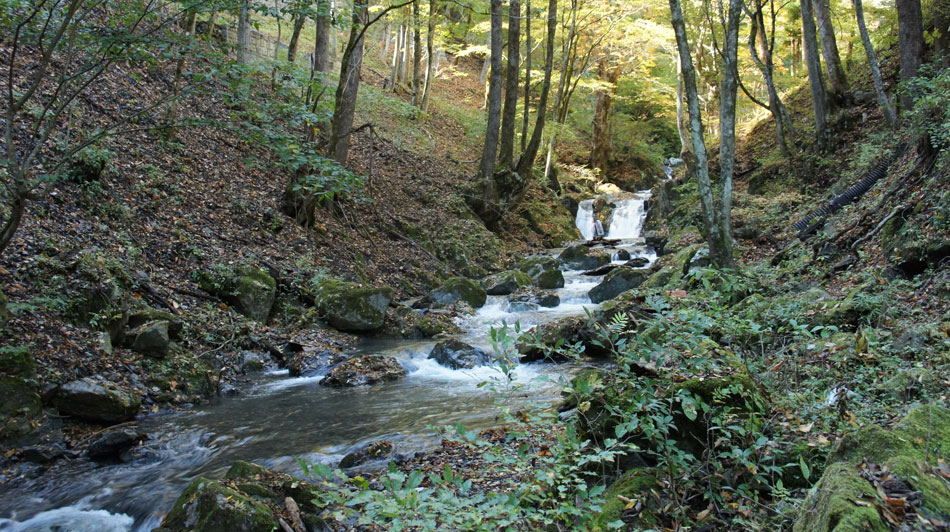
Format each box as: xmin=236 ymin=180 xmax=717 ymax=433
xmin=508 ymin=300 xmax=539 ymax=312
xmin=509 ymin=290 xmax=560 ymax=309
xmin=86 ymin=428 xmax=146 ymax=459
xmin=482 ymin=270 xmax=533 ymax=296
xmin=127 ymin=308 xmax=183 ymax=339
xmin=322 ymin=356 xmax=406 ymax=387
xmin=381 ymin=303 xmax=462 ymax=339
xmin=54 ymin=377 xmax=140 ymax=424
xmin=421 ymin=277 xmax=486 ymax=309
xmin=516 ymin=256 xmax=565 ymax=289
xmin=428 ymin=339 xmax=493 ymax=369
xmin=314 ymin=280 xmax=394 ymax=332
xmin=583 ymin=264 xmax=617 ymax=276
xmin=240 ymin=352 xmax=268 ymax=373
xmin=0 ymin=347 xmax=43 ymax=439
xmin=589 ymin=267 xmax=648 ymax=303
xmin=129 ymin=320 xmax=170 ymax=357
xmin=517 ymin=315 xmax=610 ymax=362
xmin=286 ymin=349 xmax=344 ymax=377
xmin=616 ymin=249 xmax=631 ymax=261
xmin=643 ymin=230 xmax=668 ymax=255
xmin=19 ymin=445 xmax=73 ymax=464
xmin=157 ymin=477 xmax=280 ymax=532
xmin=339 ymin=440 xmax=395 ymax=468
xmin=558 ymin=245 xmax=611 ymax=270
xmin=624 ymin=257 xmax=650 ymax=268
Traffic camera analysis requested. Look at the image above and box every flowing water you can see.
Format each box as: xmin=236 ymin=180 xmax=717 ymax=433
xmin=0 ymin=196 xmax=656 ymax=532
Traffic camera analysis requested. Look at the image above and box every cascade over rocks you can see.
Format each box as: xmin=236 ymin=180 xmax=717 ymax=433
xmin=54 ymin=377 xmax=140 ymax=424
xmin=428 ymin=339 xmax=493 ymax=369
xmin=508 ymin=289 xmax=559 ymax=312
xmin=314 ymin=279 xmax=394 ymax=332
xmin=589 ymin=267 xmax=648 ymax=303
xmin=321 ymin=355 xmax=406 ymax=387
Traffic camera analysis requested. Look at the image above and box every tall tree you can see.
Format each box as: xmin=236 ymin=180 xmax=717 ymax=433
xmin=542 ymin=0 xmax=578 ymax=187
xmin=521 ymin=0 xmax=532 ymax=152
xmin=412 ymin=0 xmax=423 ymax=106
xmin=895 ymin=0 xmax=923 ymax=112
xmin=800 ymin=0 xmax=828 ymax=137
xmin=477 ymin=0 xmax=504 ymax=181
xmin=238 ymin=1 xmax=251 ymax=64
xmin=499 ymin=0 xmax=522 ymax=168
xmin=669 ymin=0 xmax=732 ymax=267
xmin=812 ymin=0 xmax=849 ymax=102
xmin=328 ymin=0 xmax=368 ymax=162
xmin=715 ymin=0 xmax=742 ymax=268
xmin=516 ymin=0 xmax=556 ymax=178
xmin=314 ymin=0 xmax=331 ymax=72
xmin=421 ymin=0 xmax=437 ymax=111
xmin=590 ymin=57 xmax=620 ymax=175
xmin=852 ymin=0 xmax=896 ymax=126
xmin=744 ymin=0 xmax=791 ymax=155
xmin=287 ymin=1 xmax=311 ymax=64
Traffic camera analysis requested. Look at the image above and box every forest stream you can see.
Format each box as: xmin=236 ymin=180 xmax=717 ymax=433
xmin=0 ymin=193 xmax=655 ymax=532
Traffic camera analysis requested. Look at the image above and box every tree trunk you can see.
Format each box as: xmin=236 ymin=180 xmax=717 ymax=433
xmin=675 ymin=56 xmax=689 ymax=158
xmin=479 ymin=32 xmax=491 ymax=84
xmin=329 ymin=0 xmax=338 ymax=66
xmin=499 ymin=0 xmax=521 ymax=168
xmin=314 ymin=0 xmax=330 ymax=72
xmin=206 ymin=5 xmax=219 ymax=38
xmin=812 ymin=0 xmax=849 ymax=103
xmin=800 ymin=0 xmax=828 ymax=138
xmin=853 ymin=0 xmax=896 ymax=126
xmin=421 ymin=0 xmax=436 ymax=111
xmin=516 ymin=0 xmax=555 ymax=179
xmin=542 ymin=0 xmax=577 ymax=188
xmin=715 ymin=0 xmax=741 ymax=268
xmin=388 ymin=25 xmax=400 ymax=89
xmin=478 ymin=0 xmax=504 ymax=181
xmin=288 ymin=10 xmax=309 ymax=64
xmin=412 ymin=0 xmax=423 ymax=106
xmin=747 ymin=0 xmax=791 ymax=155
xmin=237 ymin=1 xmax=251 ymax=63
xmin=328 ymin=1 xmax=368 ymax=163
xmin=669 ymin=0 xmax=726 ymax=266
xmin=521 ymin=0 xmax=531 ymax=152
xmin=590 ymin=57 xmax=618 ymax=175
xmin=895 ymin=0 xmax=923 ymax=112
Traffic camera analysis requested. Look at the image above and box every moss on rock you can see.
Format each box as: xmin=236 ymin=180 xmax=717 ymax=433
xmin=0 ymin=346 xmax=43 ymax=439
xmin=425 ymin=277 xmax=486 ymax=308
xmin=314 ymin=279 xmax=394 ymax=332
xmin=158 ymin=477 xmax=280 ymax=532
xmin=596 ymin=468 xmax=662 ymax=529
xmin=482 ymin=270 xmax=533 ymax=296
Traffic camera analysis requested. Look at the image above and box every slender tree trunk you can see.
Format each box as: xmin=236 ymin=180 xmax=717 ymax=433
xmin=516 ymin=0 xmax=555 ymax=178
xmin=669 ymin=0 xmax=726 ymax=266
xmin=499 ymin=0 xmax=521 ymax=168
xmin=288 ymin=10 xmax=309 ymax=64
xmin=274 ymin=0 xmax=283 ymax=61
xmin=412 ymin=0 xmax=423 ymax=106
xmin=166 ymin=9 xmax=197 ymax=140
xmin=314 ymin=0 xmax=330 ymax=72
xmin=542 ymin=0 xmax=577 ymax=187
xmin=478 ymin=0 xmax=504 ymax=181
xmin=853 ymin=0 xmax=896 ymax=126
xmin=747 ymin=0 xmax=791 ymax=155
xmin=895 ymin=0 xmax=923 ymax=112
xmin=399 ymin=20 xmax=409 ymax=84
xmin=675 ymin=56 xmax=689 ymax=158
xmin=329 ymin=0 xmax=338 ymax=66
xmin=328 ymin=1 xmax=368 ymax=163
xmin=206 ymin=5 xmax=219 ymax=38
xmin=421 ymin=0 xmax=436 ymax=110
xmin=388 ymin=25 xmax=400 ymax=89
xmin=521 ymin=0 xmax=531 ymax=152
xmin=590 ymin=57 xmax=618 ymax=175
xmin=479 ymin=32 xmax=491 ymax=84
xmin=715 ymin=0 xmax=741 ymax=268
xmin=237 ymin=1 xmax=251 ymax=63
xmin=801 ymin=0 xmax=828 ymax=137
xmin=813 ymin=0 xmax=849 ymax=103
xmin=381 ymin=22 xmax=391 ymax=59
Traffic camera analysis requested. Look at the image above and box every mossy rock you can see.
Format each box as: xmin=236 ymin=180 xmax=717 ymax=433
xmin=811 ymin=288 xmax=880 ymax=331
xmin=129 ymin=320 xmax=170 ymax=358
xmin=557 ymin=245 xmax=611 ymax=270
xmin=54 ymin=377 xmax=140 ymax=424
xmin=589 ymin=267 xmax=648 ymax=303
xmin=0 ymin=288 xmax=10 ymax=328
xmin=322 ymin=355 xmax=406 ymax=387
xmin=671 ymin=373 xmax=768 ymax=457
xmin=794 ymin=405 xmax=950 ymax=532
xmin=128 ymin=308 xmax=183 ymax=339
xmin=158 ymin=477 xmax=279 ymax=532
xmin=314 ymin=279 xmax=394 ymax=332
xmin=71 ymin=278 xmax=128 ymax=342
xmin=517 ymin=315 xmax=609 ymax=362
xmin=425 ymin=277 xmax=486 ymax=309
xmin=641 ymin=244 xmax=702 ymax=290
xmin=381 ymin=304 xmax=461 ymax=339
xmin=198 ymin=266 xmax=276 ymax=323
xmin=0 ymin=347 xmax=43 ymax=439
xmin=482 ymin=270 xmax=533 ymax=296
xmin=596 ymin=468 xmax=662 ymax=529
xmin=515 ymin=255 xmax=562 ymax=277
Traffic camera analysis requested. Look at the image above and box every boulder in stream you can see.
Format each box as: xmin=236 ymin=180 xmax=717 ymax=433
xmin=589 ymin=267 xmax=648 ymax=303
xmin=558 ymin=245 xmax=611 ymax=271
xmin=86 ymin=427 xmax=146 ymax=460
xmin=428 ymin=339 xmax=493 ymax=369
xmin=321 ymin=355 xmax=406 ymax=387
xmin=314 ymin=280 xmax=394 ymax=332
xmin=53 ymin=377 xmax=140 ymax=424
xmin=339 ymin=440 xmax=395 ymax=468
xmin=515 ymin=256 xmax=564 ymax=289
xmin=482 ymin=270 xmax=533 ymax=296
xmin=420 ymin=277 xmax=486 ymax=309
xmin=508 ymin=289 xmax=560 ymax=311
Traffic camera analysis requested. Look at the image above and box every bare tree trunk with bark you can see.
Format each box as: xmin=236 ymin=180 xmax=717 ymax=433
xmin=238 ymin=1 xmax=251 ymax=63
xmin=800 ymin=0 xmax=828 ymax=138
xmin=746 ymin=0 xmax=791 ymax=155
xmin=288 ymin=7 xmax=310 ymax=64
xmin=314 ymin=0 xmax=331 ymax=71
xmin=421 ymin=0 xmax=436 ymax=110
xmin=521 ymin=0 xmax=532 ymax=152
xmin=853 ymin=0 xmax=896 ymax=126
xmin=715 ymin=0 xmax=741 ymax=268
xmin=590 ymin=57 xmax=619 ymax=175
xmin=896 ymin=0 xmax=923 ymax=112
xmin=478 ymin=0 xmax=504 ymax=182
xmin=516 ymin=0 xmax=556 ymax=179
xmin=812 ymin=0 xmax=849 ymax=103
xmin=328 ymin=1 xmax=368 ymax=163
xmin=412 ymin=0 xmax=423 ymax=106
xmin=542 ymin=0 xmax=577 ymax=188
xmin=499 ymin=0 xmax=521 ymax=168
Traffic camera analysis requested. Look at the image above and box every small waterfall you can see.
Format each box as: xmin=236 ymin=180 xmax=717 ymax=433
xmin=574 ymin=199 xmax=595 ymax=240
xmin=606 ymin=192 xmax=651 ymax=240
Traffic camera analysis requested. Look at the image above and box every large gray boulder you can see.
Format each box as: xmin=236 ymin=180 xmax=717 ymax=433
xmin=54 ymin=377 xmax=140 ymax=424
xmin=421 ymin=277 xmax=486 ymax=308
xmin=198 ymin=267 xmax=276 ymax=323
xmin=322 ymin=356 xmax=406 ymax=387
xmin=515 ymin=256 xmax=565 ymax=289
xmin=589 ymin=267 xmax=648 ymax=303
xmin=482 ymin=270 xmax=533 ymax=296
xmin=428 ymin=339 xmax=493 ymax=369
xmin=129 ymin=320 xmax=170 ymax=357
xmin=558 ymin=245 xmax=611 ymax=271
xmin=314 ymin=280 xmax=393 ymax=332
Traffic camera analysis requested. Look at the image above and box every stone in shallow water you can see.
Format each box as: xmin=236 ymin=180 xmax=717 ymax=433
xmin=321 ymin=355 xmax=406 ymax=387
xmin=54 ymin=377 xmax=140 ymax=424
xmin=86 ymin=428 xmax=146 ymax=460
xmin=428 ymin=339 xmax=493 ymax=369
xmin=339 ymin=440 xmax=395 ymax=468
